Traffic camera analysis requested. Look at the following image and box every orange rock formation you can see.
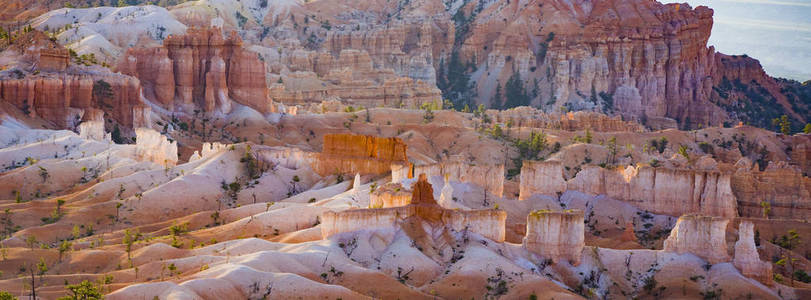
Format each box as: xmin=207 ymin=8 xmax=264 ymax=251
xmin=321 ymin=173 xmax=506 ymax=243
xmin=118 ymin=27 xmax=271 ymax=113
xmin=369 ymin=183 xmax=411 ymax=208
xmin=313 ymin=134 xmax=409 ymax=176
xmin=0 ymin=73 xmax=145 ymax=127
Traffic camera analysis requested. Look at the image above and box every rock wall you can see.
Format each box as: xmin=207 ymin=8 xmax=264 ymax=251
xmin=269 ymin=49 xmax=442 ymax=109
xmin=523 ymin=210 xmax=585 ymax=266
xmin=488 ymin=108 xmax=646 ymax=132
xmin=520 ymin=163 xmax=738 ymax=218
xmin=392 ymin=161 xmax=504 ymax=198
xmin=663 ymin=215 xmax=730 ymax=264
xmin=518 ymin=161 xmax=566 ymax=200
xmin=787 ymin=135 xmax=811 ymax=175
xmin=445 ymin=0 xmax=803 ymax=129
xmin=135 ymin=128 xmax=178 ymax=167
xmin=77 ymin=111 xmax=109 ymax=142
xmin=314 ymin=134 xmax=409 ymax=176
xmin=322 ymin=19 xmax=452 ymax=84
xmin=732 ymin=162 xmax=811 ymax=219
xmin=734 ymin=221 xmax=773 ymax=285
xmin=119 ymin=27 xmax=271 ymax=114
xmin=370 ymin=183 xmax=411 ymax=208
xmin=322 ymin=173 xmax=506 ymax=242
xmin=37 ymin=48 xmax=69 ymax=72
xmin=320 ymin=205 xmax=505 ymax=242
xmin=0 ymin=73 xmax=143 ymax=127
xmin=322 ymin=133 xmax=408 ymax=161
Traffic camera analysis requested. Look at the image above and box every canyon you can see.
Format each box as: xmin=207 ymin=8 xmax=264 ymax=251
xmin=0 ymin=0 xmax=808 ymax=299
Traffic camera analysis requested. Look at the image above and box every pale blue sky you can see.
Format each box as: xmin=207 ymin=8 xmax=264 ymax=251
xmin=668 ymin=0 xmax=811 ymax=81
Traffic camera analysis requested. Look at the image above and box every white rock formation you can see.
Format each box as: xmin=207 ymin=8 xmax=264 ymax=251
xmin=352 ymin=173 xmax=361 ymax=198
xmin=78 ymin=120 xmax=110 ymax=142
xmin=438 ymin=175 xmax=467 ymax=210
xmin=392 ymin=161 xmax=504 ymax=198
xmin=663 ymin=215 xmax=731 ymax=264
xmin=523 ymin=210 xmax=585 ymax=265
xmin=734 ymin=221 xmax=773 ymax=285
xmin=520 ymin=163 xmax=738 ymax=218
xmin=190 ymin=142 xmax=231 ymax=162
xmin=135 ymin=128 xmax=178 ymax=166
xmin=519 ymin=161 xmax=566 ymax=200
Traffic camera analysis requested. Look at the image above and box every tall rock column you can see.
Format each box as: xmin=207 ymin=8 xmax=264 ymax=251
xmin=734 ymin=221 xmax=773 ymax=285
xmin=523 ymin=209 xmax=585 ymax=265
xmin=663 ymin=215 xmax=730 ymax=264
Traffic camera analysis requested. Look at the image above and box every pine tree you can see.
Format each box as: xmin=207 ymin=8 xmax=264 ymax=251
xmin=492 ymin=83 xmax=502 ymax=109
xmin=504 ymin=72 xmax=530 ymax=109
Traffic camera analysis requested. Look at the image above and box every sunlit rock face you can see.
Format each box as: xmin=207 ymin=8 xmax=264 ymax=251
xmin=393 ymin=161 xmax=504 ymax=198
xmin=313 ymin=133 xmax=409 ymax=176
xmin=663 ymin=215 xmax=730 ymax=264
xmin=522 ymin=209 xmax=585 ymax=266
xmin=370 ymin=182 xmax=411 ymax=208
xmin=520 ymin=162 xmax=738 ymax=218
xmin=734 ymin=221 xmax=773 ymax=285
xmin=135 ymin=128 xmax=178 ymax=167
xmin=321 ymin=173 xmax=506 ymax=243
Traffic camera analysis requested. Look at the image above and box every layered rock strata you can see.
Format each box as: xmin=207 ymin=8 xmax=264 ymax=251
xmin=0 ymin=73 xmax=144 ymax=128
xmin=732 ymin=162 xmax=811 ymax=219
xmin=268 ymin=49 xmax=442 ymax=108
xmin=518 ymin=161 xmax=567 ymax=200
xmin=734 ymin=221 xmax=773 ymax=285
xmin=522 ymin=209 xmax=585 ymax=266
xmin=488 ymin=108 xmax=646 ymax=132
xmin=313 ymin=134 xmax=409 ymax=176
xmin=369 ymin=183 xmax=411 ymax=208
xmin=37 ymin=48 xmax=69 ymax=72
xmin=519 ymin=162 xmax=738 ymax=218
xmin=392 ymin=161 xmax=504 ymax=198
xmin=321 ymin=174 xmax=506 ymax=242
xmin=663 ymin=215 xmax=730 ymax=264
xmin=118 ymin=27 xmax=271 ymax=113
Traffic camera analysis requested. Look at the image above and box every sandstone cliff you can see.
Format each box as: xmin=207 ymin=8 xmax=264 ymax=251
xmin=0 ymin=72 xmax=144 ymax=128
xmin=523 ymin=209 xmax=585 ymax=266
xmin=118 ymin=27 xmax=271 ymax=114
xmin=392 ymin=161 xmax=504 ymax=198
xmin=268 ymin=49 xmax=442 ymax=109
xmin=445 ymin=0 xmax=806 ymax=129
xmin=663 ymin=215 xmax=730 ymax=264
xmin=313 ymin=133 xmax=409 ymax=176
xmin=519 ymin=162 xmax=738 ymax=218
xmin=370 ymin=183 xmax=411 ymax=208
xmin=321 ymin=174 xmax=506 ymax=242
xmin=734 ymin=221 xmax=773 ymax=285
xmin=732 ymin=161 xmax=811 ymax=219
xmin=77 ymin=110 xmax=110 ymax=142
xmin=518 ymin=161 xmax=566 ymax=200
xmin=489 ymin=108 xmax=646 ymax=132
